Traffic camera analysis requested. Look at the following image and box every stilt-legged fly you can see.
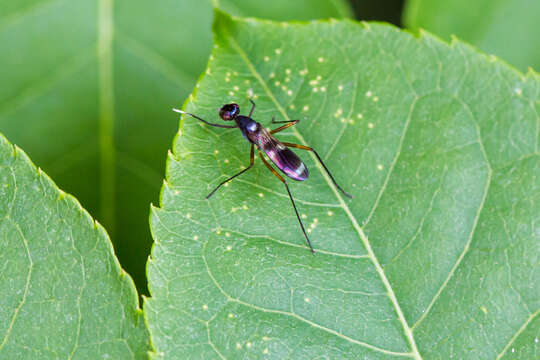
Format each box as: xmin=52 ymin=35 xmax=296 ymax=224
xmin=173 ymin=100 xmax=352 ymax=253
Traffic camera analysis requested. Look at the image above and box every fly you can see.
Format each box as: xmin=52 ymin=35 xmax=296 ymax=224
xmin=173 ymin=100 xmax=352 ymax=253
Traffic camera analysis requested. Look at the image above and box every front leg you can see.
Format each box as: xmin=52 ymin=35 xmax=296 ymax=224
xmin=270 ymin=119 xmax=299 ymax=134
xmin=271 ymin=117 xmax=300 ymax=124
xmin=248 ymin=99 xmax=256 ymax=117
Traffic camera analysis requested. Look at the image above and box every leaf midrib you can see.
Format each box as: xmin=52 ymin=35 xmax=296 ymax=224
xmin=223 ymin=22 xmax=422 ymax=359
xmin=98 ymin=0 xmax=116 ymax=238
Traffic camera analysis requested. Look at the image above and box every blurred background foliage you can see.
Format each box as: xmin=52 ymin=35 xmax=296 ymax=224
xmin=404 ymin=0 xmax=540 ymax=73
xmin=2 ymin=0 xmax=536 ymax=295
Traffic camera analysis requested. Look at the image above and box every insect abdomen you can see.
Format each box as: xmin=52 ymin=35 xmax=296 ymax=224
xmin=265 ymin=145 xmax=309 ymax=181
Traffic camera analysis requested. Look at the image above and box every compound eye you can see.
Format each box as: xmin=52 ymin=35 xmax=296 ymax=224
xmin=219 ymin=103 xmax=239 ymax=120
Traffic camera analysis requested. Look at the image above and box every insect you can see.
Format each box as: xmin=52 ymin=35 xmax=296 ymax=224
xmin=173 ymin=100 xmax=352 ymax=253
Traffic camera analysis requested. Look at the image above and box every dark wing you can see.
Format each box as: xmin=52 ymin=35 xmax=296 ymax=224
xmin=257 ymin=129 xmax=308 ymax=181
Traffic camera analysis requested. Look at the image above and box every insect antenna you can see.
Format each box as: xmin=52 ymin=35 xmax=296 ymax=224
xmin=172 ymin=108 xmax=236 ymax=128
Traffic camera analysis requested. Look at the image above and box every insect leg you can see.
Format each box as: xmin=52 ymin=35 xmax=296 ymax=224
xmin=206 ymin=145 xmax=255 ymax=199
xmin=271 ymin=117 xmax=300 ymax=124
xmin=173 ymin=108 xmax=237 ymax=128
xmin=281 ymin=142 xmax=353 ymax=199
xmin=270 ymin=120 xmax=299 ymax=134
xmin=258 ymin=151 xmax=315 ymax=253
xmin=248 ymin=99 xmax=256 ymax=117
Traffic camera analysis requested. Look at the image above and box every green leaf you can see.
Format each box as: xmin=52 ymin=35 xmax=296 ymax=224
xmin=0 ymin=133 xmax=149 ymax=358
xmin=0 ymin=0 xmax=352 ymax=294
xmin=404 ymin=0 xmax=540 ymax=72
xmin=146 ymin=10 xmax=540 ymax=359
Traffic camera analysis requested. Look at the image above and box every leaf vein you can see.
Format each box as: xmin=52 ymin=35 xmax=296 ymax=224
xmin=412 ymin=95 xmax=493 ymax=330
xmin=495 ymin=309 xmax=540 ymax=360
xmin=98 ymin=0 xmax=116 ymax=238
xmin=202 ymin=240 xmax=412 ymax=357
xmin=225 ymin=27 xmax=422 ymax=360
xmin=0 ymin=219 xmax=33 ymax=351
xmin=362 ymin=95 xmax=418 ymax=227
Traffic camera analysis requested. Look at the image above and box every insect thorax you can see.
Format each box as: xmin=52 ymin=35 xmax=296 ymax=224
xmin=236 ymin=115 xmax=260 ymax=143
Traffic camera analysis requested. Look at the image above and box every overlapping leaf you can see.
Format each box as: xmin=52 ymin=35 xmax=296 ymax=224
xmin=404 ymin=0 xmax=540 ymax=72
xmin=145 ymin=10 xmax=540 ymax=359
xmin=0 ymin=133 xmax=149 ymax=358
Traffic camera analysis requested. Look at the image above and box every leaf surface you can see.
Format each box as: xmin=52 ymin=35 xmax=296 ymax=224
xmin=0 ymin=133 xmax=149 ymax=358
xmin=145 ymin=10 xmax=540 ymax=360
xmin=404 ymin=0 xmax=540 ymax=72
xmin=0 ymin=0 xmax=351 ymax=293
